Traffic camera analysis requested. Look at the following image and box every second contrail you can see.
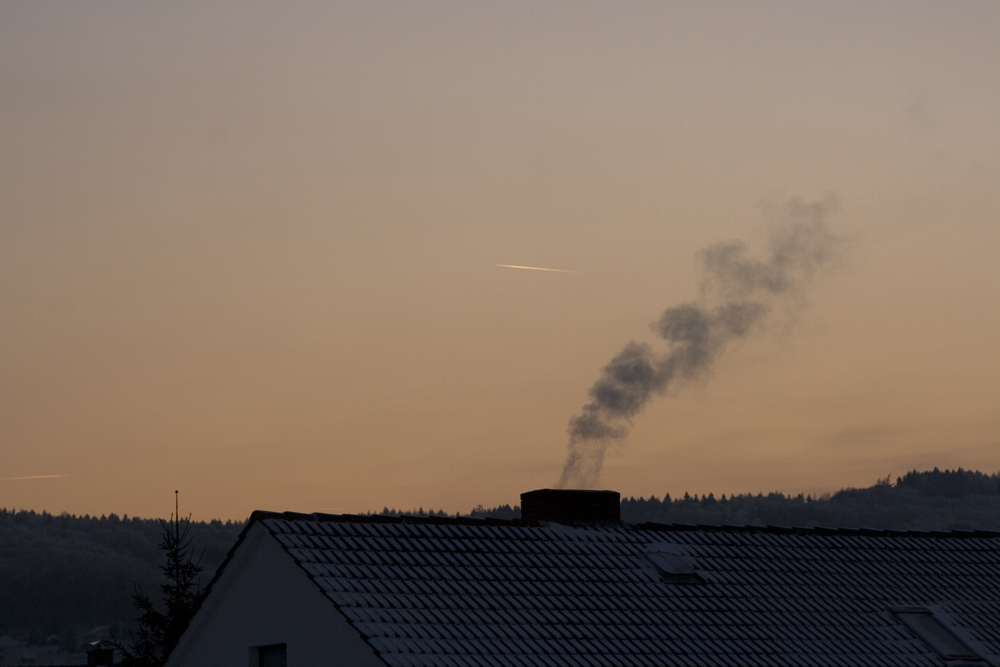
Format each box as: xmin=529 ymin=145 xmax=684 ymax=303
xmin=0 ymin=474 xmax=70 ymax=481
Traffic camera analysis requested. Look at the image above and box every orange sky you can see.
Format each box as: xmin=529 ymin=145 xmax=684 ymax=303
xmin=2 ymin=1 xmax=998 ymax=520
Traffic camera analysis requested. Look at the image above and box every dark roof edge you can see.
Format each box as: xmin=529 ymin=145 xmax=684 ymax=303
xmin=247 ymin=509 xmax=541 ymax=528
xmin=192 ymin=516 xmax=258 ymax=618
xmin=168 ymin=514 xmax=264 ymax=663
xmin=245 ymin=510 xmax=1000 ymax=539
xmin=631 ymin=522 xmax=1000 ymax=539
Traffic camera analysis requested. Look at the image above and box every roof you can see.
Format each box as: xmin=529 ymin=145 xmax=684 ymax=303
xmin=224 ymin=511 xmax=1000 ymax=667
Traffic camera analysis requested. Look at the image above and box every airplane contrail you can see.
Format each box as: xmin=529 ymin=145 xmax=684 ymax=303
xmin=0 ymin=474 xmax=70 ymax=481
xmin=495 ymin=264 xmax=580 ymax=273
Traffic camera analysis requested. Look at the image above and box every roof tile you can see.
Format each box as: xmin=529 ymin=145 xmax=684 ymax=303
xmin=241 ymin=515 xmax=1000 ymax=665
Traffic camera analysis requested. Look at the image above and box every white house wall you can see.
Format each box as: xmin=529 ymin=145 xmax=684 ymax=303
xmin=166 ymin=522 xmax=385 ymax=667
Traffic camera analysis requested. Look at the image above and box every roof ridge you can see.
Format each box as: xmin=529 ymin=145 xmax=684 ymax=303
xmin=247 ymin=510 xmax=1000 ymax=539
xmin=248 ymin=510 xmax=541 ymax=528
xmin=631 ymin=521 xmax=1000 ymax=539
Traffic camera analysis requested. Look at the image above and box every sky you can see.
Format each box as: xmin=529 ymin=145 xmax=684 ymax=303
xmin=2 ymin=1 xmax=998 ymax=521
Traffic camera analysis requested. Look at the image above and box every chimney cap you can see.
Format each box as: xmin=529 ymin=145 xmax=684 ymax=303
xmin=521 ymin=488 xmax=620 ymax=524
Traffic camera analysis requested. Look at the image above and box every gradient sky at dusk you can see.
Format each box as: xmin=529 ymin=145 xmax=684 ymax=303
xmin=2 ymin=1 xmax=998 ymax=520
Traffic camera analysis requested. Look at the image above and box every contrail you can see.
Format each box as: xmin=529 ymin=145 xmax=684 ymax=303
xmin=559 ymin=196 xmax=841 ymax=489
xmin=496 ymin=264 xmax=580 ymax=273
xmin=0 ymin=474 xmax=70 ymax=481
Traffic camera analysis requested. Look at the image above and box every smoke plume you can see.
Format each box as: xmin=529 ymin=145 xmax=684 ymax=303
xmin=559 ymin=197 xmax=840 ymax=489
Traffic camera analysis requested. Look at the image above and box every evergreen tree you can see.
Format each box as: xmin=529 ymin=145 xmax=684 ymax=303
xmin=117 ymin=494 xmax=205 ymax=667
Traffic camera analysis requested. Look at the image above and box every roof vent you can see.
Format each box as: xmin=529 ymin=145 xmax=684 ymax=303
xmin=644 ymin=543 xmax=701 ymax=583
xmin=520 ymin=489 xmax=620 ymax=524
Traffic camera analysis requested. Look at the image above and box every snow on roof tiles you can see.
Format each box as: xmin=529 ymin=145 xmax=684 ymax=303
xmin=250 ymin=513 xmax=1000 ymax=667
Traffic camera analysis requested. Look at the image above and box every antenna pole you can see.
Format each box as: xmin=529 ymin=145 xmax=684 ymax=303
xmin=175 ymin=490 xmax=179 ymax=541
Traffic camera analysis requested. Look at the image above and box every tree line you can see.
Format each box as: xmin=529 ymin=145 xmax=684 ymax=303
xmin=617 ymin=468 xmax=1000 ymax=529
xmin=392 ymin=468 xmax=1000 ymax=530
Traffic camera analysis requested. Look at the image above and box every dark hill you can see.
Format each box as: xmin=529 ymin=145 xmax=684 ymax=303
xmin=0 ymin=510 xmax=243 ymax=646
xmin=621 ymin=468 xmax=1000 ymax=530
xmin=460 ymin=468 xmax=1000 ymax=530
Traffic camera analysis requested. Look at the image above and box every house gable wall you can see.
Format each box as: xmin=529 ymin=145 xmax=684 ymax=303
xmin=166 ymin=522 xmax=384 ymax=667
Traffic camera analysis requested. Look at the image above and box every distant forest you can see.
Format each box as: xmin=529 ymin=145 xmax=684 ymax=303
xmin=5 ymin=467 xmax=1000 ymax=646
xmin=0 ymin=512 xmax=242 ymax=646
xmin=615 ymin=467 xmax=1000 ymax=530
xmin=424 ymin=468 xmax=1000 ymax=530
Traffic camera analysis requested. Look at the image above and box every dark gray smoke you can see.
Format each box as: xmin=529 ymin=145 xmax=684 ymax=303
xmin=559 ymin=197 xmax=840 ymax=489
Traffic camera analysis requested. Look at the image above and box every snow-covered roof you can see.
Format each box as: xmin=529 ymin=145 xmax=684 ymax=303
xmin=222 ymin=510 xmax=1000 ymax=667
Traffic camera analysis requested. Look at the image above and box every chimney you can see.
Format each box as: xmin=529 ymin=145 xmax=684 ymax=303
xmin=520 ymin=488 xmax=620 ymax=524
xmin=87 ymin=641 xmax=115 ymax=666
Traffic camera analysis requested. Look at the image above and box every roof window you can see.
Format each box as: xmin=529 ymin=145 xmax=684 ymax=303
xmin=250 ymin=643 xmax=287 ymax=667
xmin=644 ymin=543 xmax=701 ymax=583
xmin=891 ymin=607 xmax=981 ymax=662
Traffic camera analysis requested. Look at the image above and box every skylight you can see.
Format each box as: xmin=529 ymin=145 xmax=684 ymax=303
xmin=891 ymin=607 xmax=981 ymax=662
xmin=643 ymin=543 xmax=700 ymax=583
